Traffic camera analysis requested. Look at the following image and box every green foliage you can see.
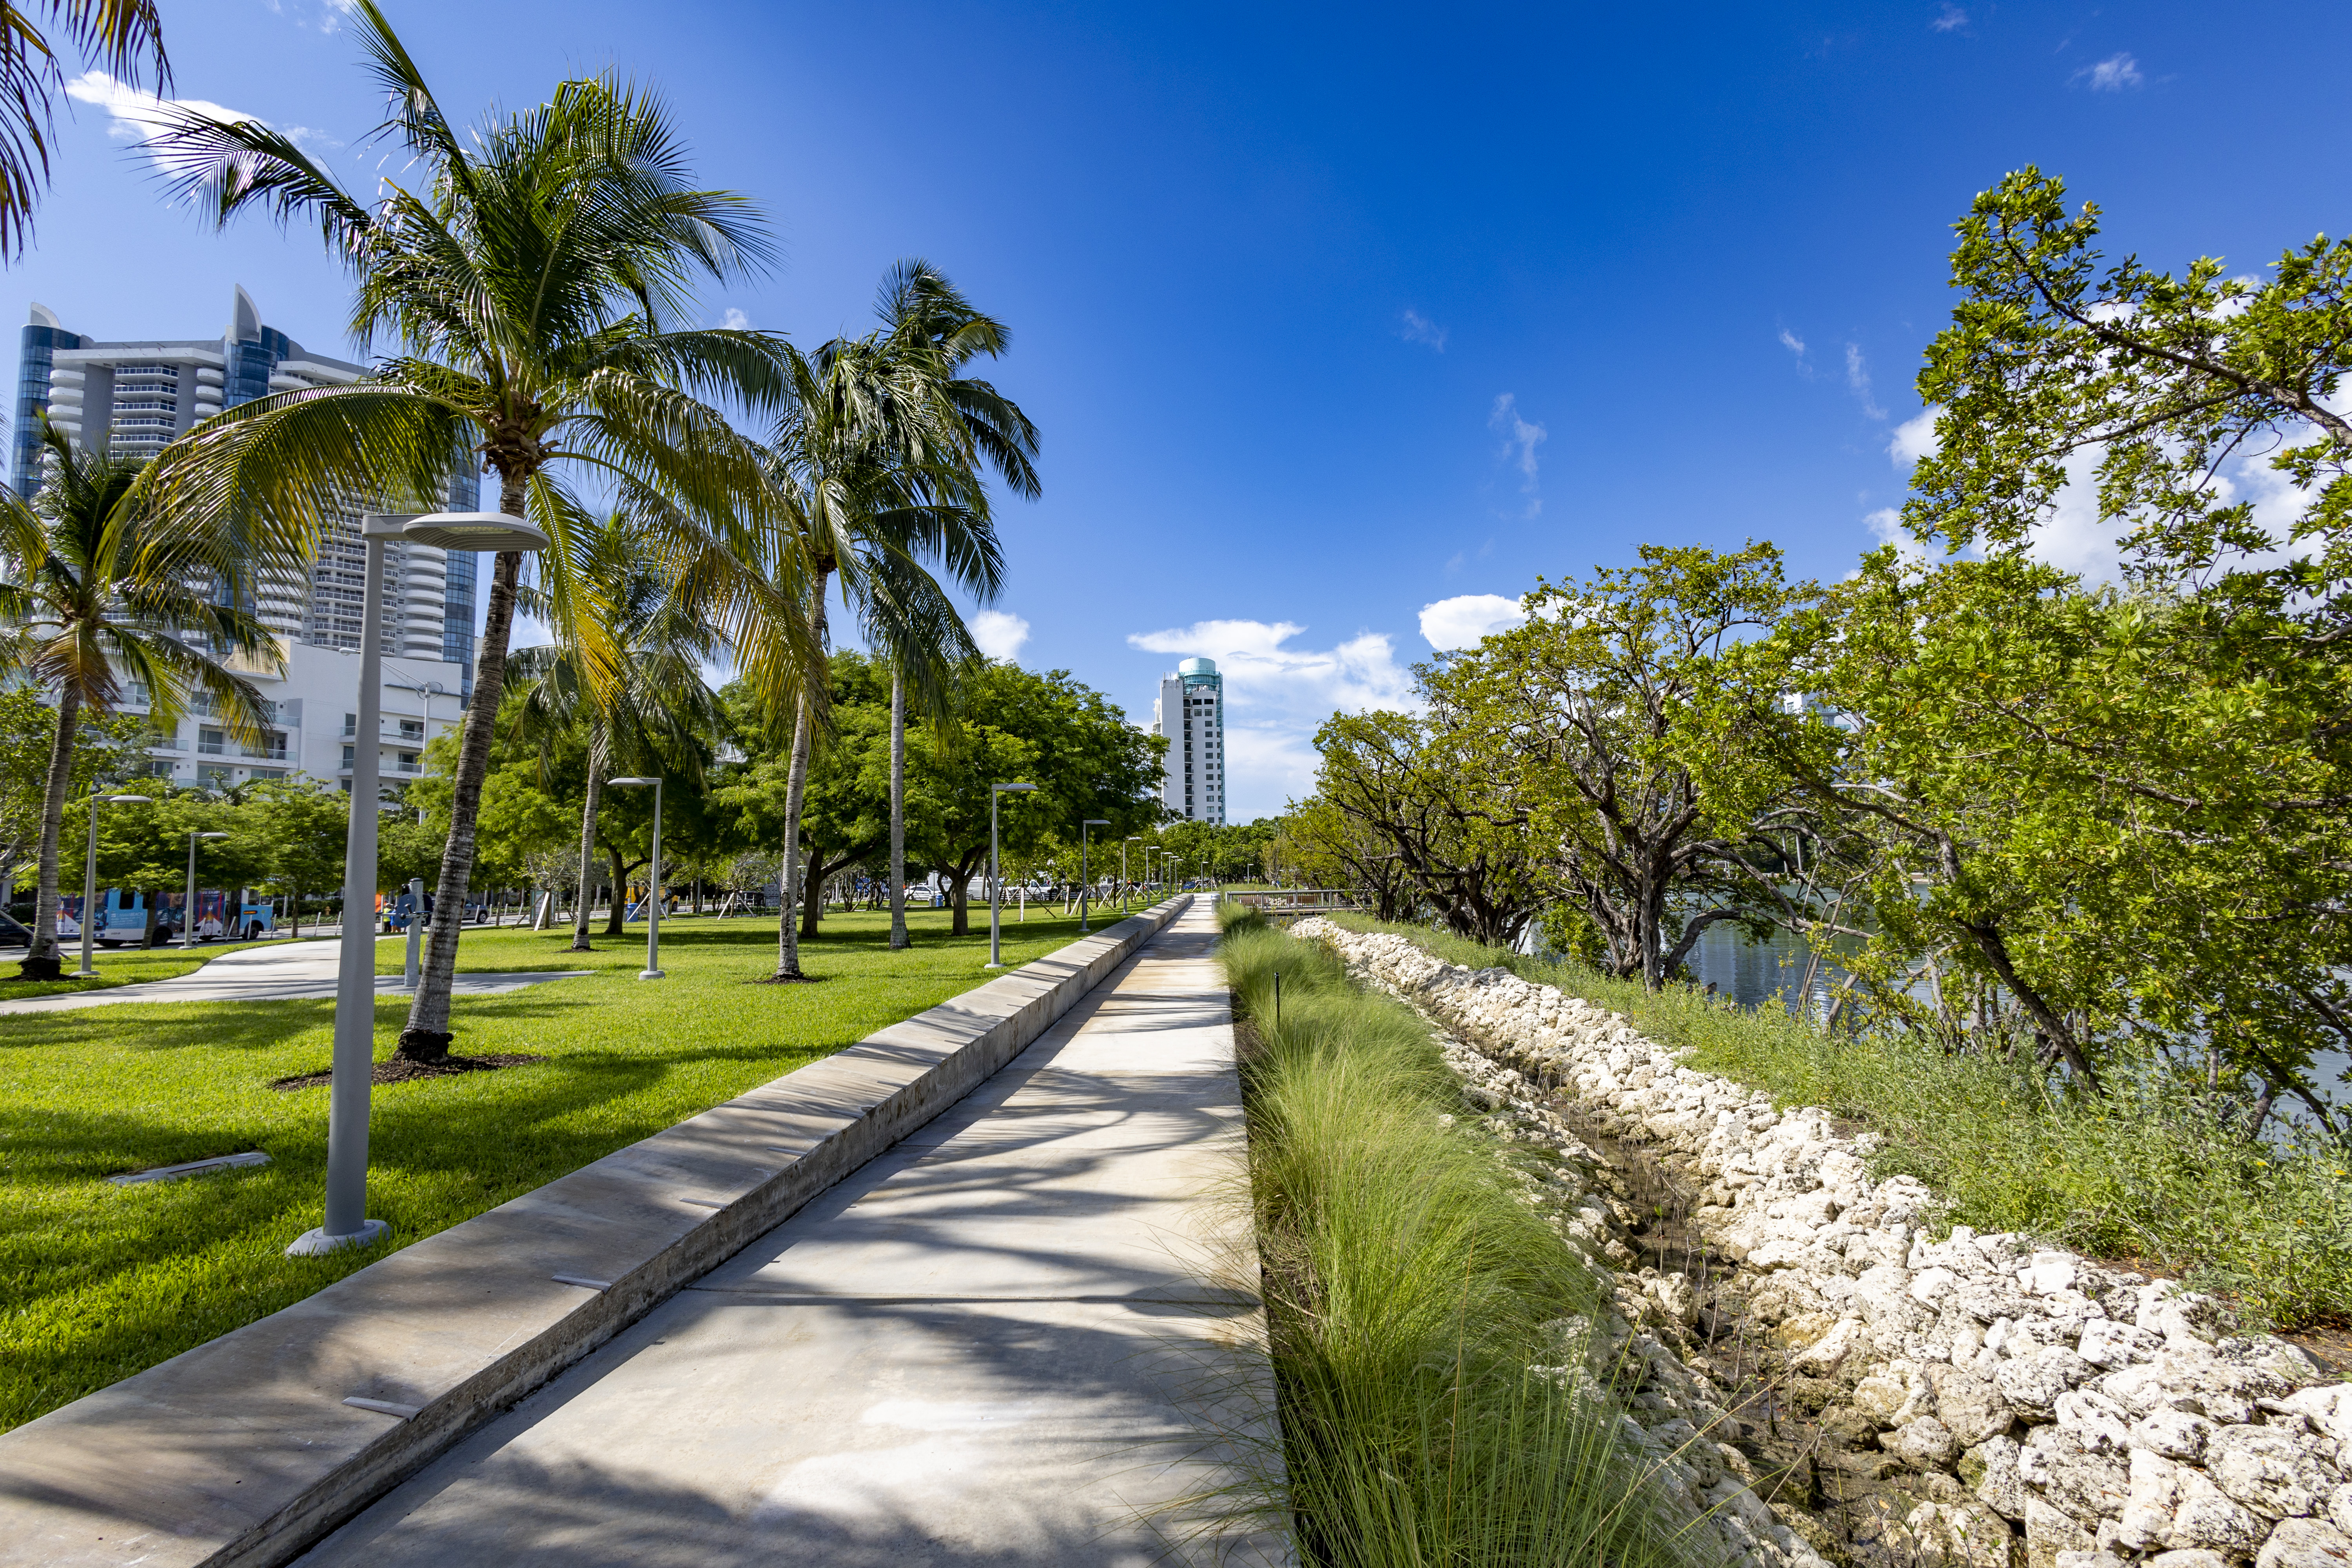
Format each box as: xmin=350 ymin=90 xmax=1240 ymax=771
xmin=1220 ymin=920 xmax=1712 ymax=1568
xmin=1331 ymin=915 xmax=2352 ymax=1329
xmin=0 ymin=686 xmax=147 ymax=889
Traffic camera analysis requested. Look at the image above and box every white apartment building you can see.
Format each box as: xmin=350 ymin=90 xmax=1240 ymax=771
xmin=1151 ymin=657 xmax=1227 ymax=824
xmin=120 ymin=637 xmax=469 ymax=796
xmin=14 ymin=288 xmax=483 ymax=693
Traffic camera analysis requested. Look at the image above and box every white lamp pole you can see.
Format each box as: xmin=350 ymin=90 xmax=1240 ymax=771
xmin=608 ymin=777 xmax=664 ymax=978
xmin=77 ymin=793 xmax=151 ymax=974
xmin=1078 ymin=819 xmax=1109 ymax=932
xmin=985 ymin=782 xmax=1037 ymax=969
xmin=290 ymin=509 xmax=549 ymax=1258
xmin=183 ymin=830 xmax=229 ymax=949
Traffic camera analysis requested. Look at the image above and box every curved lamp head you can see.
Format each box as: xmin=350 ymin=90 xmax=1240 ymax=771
xmin=607 ymin=777 xmax=659 ymax=787
xmin=993 ymin=782 xmax=1037 ymax=794
xmin=106 ymin=794 xmax=152 ymax=805
xmin=195 ymin=831 xmax=229 ymax=840
xmin=388 ymin=512 xmax=552 ymax=552
xmin=1083 ymin=819 xmax=1110 ymax=828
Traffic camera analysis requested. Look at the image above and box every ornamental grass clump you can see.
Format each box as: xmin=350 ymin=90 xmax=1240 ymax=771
xmin=1329 ymin=914 xmax=2352 ymax=1330
xmin=1217 ymin=911 xmax=1715 ymax=1568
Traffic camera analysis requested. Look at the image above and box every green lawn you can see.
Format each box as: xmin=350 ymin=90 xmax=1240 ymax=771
xmin=0 ymin=904 xmax=1126 ymax=1433
xmin=0 ymin=936 xmax=299 ymax=1002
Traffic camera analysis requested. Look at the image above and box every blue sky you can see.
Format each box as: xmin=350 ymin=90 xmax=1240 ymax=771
xmin=11 ymin=0 xmax=2350 ymax=818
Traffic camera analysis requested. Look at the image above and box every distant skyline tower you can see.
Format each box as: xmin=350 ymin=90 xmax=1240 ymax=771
xmin=12 ymin=287 xmax=483 ymax=691
xmin=1152 ymin=657 xmax=1226 ymax=824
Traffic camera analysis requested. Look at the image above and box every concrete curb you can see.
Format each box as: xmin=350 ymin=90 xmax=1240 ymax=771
xmin=0 ymin=898 xmax=1191 ymax=1568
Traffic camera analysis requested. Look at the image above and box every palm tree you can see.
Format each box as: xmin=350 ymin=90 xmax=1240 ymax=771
xmin=508 ymin=510 xmax=724 ymax=949
xmin=141 ymin=2 xmax=806 ymax=1060
xmin=866 ymin=262 xmax=1039 ymax=949
xmin=0 ymin=419 xmax=277 ymax=979
xmin=751 ymin=263 xmax=1038 ymax=975
xmin=0 ymin=0 xmax=168 ymax=258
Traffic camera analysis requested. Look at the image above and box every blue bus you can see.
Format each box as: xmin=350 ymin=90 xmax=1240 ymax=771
xmin=58 ymin=889 xmax=277 ymax=946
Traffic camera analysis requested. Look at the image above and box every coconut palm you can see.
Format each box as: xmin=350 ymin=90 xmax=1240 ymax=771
xmin=0 ymin=419 xmax=278 ymax=979
xmin=751 ymin=263 xmax=1038 ymax=975
xmin=0 ymin=0 xmax=169 ymax=258
xmin=140 ymin=1 xmax=804 ymax=1059
xmin=866 ymin=261 xmax=1038 ymax=949
xmin=507 ymin=510 xmax=725 ymax=949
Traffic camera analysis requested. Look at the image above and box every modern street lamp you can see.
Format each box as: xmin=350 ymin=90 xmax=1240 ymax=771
xmin=182 ymin=831 xmax=229 ymax=949
xmin=985 ymin=782 xmax=1037 ymax=969
xmin=77 ymin=793 xmax=151 ymax=975
xmin=1078 ymin=819 xmax=1109 ymax=932
xmin=1123 ymin=837 xmax=1139 ymax=915
xmin=608 ymin=777 xmax=664 ymax=978
xmin=290 ymin=510 xmax=550 ymax=1258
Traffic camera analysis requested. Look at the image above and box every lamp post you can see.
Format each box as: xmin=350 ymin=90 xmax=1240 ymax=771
xmin=1078 ymin=819 xmax=1109 ymax=932
xmin=985 ymin=782 xmax=1037 ymax=969
xmin=1122 ymin=837 xmax=1139 ymax=915
xmin=76 ymin=793 xmax=151 ymax=974
xmin=183 ymin=830 xmax=229 ymax=949
xmin=290 ymin=510 xmax=550 ymax=1258
xmin=607 ymin=777 xmax=664 ymax=978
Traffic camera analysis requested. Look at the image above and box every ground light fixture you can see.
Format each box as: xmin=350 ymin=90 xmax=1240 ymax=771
xmin=289 ymin=510 xmax=550 ymax=1259
xmin=607 ymin=777 xmax=664 ymax=978
xmin=985 ymin=782 xmax=1038 ymax=969
xmin=1078 ymin=820 xmax=1110 ymax=932
xmin=77 ymin=793 xmax=152 ymax=975
xmin=182 ymin=831 xmax=229 ymax=950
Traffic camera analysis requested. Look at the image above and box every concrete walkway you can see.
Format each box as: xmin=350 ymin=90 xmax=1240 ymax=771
xmin=297 ymin=899 xmax=1285 ymax=1567
xmin=0 ymin=933 xmax=590 ymax=1016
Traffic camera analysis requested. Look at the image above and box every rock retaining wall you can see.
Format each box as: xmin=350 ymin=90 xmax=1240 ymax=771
xmin=1295 ymin=918 xmax=2352 ymax=1568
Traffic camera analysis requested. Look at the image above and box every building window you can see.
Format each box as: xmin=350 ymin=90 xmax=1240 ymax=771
xmin=198 ymin=727 xmax=225 ymax=755
xmin=343 ymin=712 xmax=357 ymax=737
xmin=398 ymin=719 xmax=424 ymax=741
xmin=341 ymin=744 xmax=356 ymax=769
xmin=397 ymin=751 xmax=420 ymax=774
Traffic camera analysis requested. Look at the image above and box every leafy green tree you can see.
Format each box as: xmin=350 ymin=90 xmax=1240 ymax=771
xmin=92 ymin=789 xmax=269 ymax=945
xmin=0 ymin=683 xmax=147 ymax=908
xmin=1305 ymin=708 xmax=1545 ymax=949
xmin=0 ymin=421 xmax=279 ymax=978
xmin=908 ymin=661 xmax=1161 ymax=934
xmin=1427 ymin=543 xmax=1808 ymax=985
xmin=144 ymin=1 xmax=800 ymax=1058
xmin=237 ymin=775 xmax=347 ymax=937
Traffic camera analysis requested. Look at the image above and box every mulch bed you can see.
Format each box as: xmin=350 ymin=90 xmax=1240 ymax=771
xmin=270 ymin=1053 xmax=548 ymax=1091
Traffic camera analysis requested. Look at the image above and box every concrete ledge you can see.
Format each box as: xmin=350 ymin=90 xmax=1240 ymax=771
xmin=0 ymin=898 xmax=1190 ymax=1568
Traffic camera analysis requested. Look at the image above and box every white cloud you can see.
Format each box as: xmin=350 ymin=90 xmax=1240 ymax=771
xmin=720 ymin=307 xmax=751 ymax=330
xmin=1419 ymin=593 xmax=1526 ymax=650
xmin=2076 ymin=53 xmax=2145 ymax=91
xmin=1779 ymin=327 xmax=1807 ymax=356
xmin=971 ymin=610 xmax=1030 ymax=662
xmin=1489 ymin=393 xmax=1545 ymax=517
xmin=66 ymin=72 xmax=267 ymax=158
xmin=1930 ymin=5 xmax=1968 ymax=31
xmin=1889 ymin=406 xmax=1940 ymax=465
xmin=1864 ymin=506 xmax=1927 ymax=564
xmin=1127 ymin=618 xmax=1419 ymax=820
xmin=1844 ymin=343 xmax=1887 ymax=420
xmin=1399 ymin=309 xmax=1448 ymax=351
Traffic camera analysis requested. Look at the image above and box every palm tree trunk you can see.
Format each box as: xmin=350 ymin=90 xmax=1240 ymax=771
xmin=398 ymin=480 xmax=528 ymax=1062
xmin=889 ymin=670 xmax=908 ymax=951
xmin=772 ymin=570 xmax=829 ymax=981
xmin=20 ymin=684 xmax=82 ymax=981
xmin=571 ymin=724 xmax=607 ymax=951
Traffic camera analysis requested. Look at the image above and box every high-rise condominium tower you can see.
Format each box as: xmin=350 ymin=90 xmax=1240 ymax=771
xmin=1152 ymin=657 xmax=1226 ymax=824
xmin=13 ymin=287 xmax=482 ymax=686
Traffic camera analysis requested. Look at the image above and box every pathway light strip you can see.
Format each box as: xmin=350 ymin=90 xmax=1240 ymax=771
xmin=608 ymin=777 xmax=664 ymax=978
